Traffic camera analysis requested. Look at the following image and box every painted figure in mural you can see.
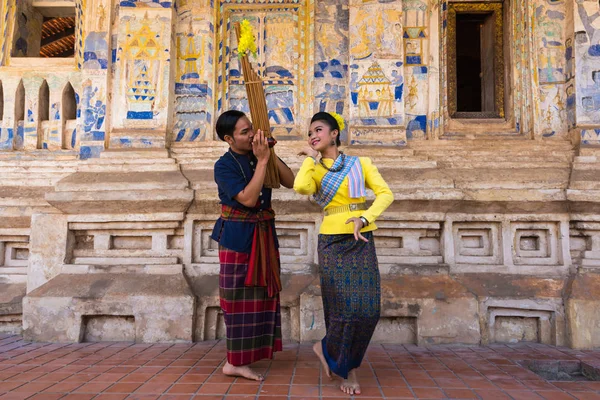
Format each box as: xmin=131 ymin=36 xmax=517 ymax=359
xmin=266 ymin=90 xmax=295 ymax=124
xmin=294 ymin=112 xmax=394 ymax=395
xmin=350 ymin=72 xmax=359 ymax=106
xmin=211 ymin=110 xmax=295 ymax=381
xmin=391 ymin=70 xmax=404 ymax=102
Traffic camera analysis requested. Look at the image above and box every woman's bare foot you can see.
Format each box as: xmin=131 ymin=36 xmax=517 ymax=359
xmin=340 ymin=369 xmax=361 ymax=395
xmin=312 ymin=341 xmax=331 ymax=379
xmin=222 ymin=361 xmax=264 ymax=381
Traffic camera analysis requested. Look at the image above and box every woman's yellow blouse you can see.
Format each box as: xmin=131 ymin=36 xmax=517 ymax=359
xmin=293 ymin=156 xmax=394 ymax=235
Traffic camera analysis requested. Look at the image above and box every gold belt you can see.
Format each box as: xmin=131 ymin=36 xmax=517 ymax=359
xmin=323 ymin=202 xmax=367 ymax=216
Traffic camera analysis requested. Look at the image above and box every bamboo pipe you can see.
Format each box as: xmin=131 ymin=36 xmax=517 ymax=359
xmin=234 ymin=22 xmax=280 ymax=188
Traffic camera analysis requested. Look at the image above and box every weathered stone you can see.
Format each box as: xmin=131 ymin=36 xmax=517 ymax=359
xmin=27 ymin=213 xmax=70 ymax=293
xmin=565 ymin=273 xmax=600 ymax=349
xmin=455 ymin=274 xmax=567 ymax=346
xmin=23 ymin=273 xmax=195 ymax=343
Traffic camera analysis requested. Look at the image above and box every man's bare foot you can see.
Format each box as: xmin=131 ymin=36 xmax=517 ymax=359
xmin=340 ymin=369 xmax=361 ymax=395
xmin=222 ymin=361 xmax=264 ymax=381
xmin=312 ymin=341 xmax=331 ymax=379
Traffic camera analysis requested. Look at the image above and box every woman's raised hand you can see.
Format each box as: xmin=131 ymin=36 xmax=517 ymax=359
xmin=298 ymin=146 xmax=319 ymax=159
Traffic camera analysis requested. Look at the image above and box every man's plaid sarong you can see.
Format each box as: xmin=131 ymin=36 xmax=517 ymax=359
xmin=219 ymin=246 xmax=282 ymax=366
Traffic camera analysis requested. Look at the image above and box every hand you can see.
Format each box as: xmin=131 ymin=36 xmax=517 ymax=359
xmin=298 ymin=146 xmax=319 ymax=159
xmin=346 ymin=217 xmax=368 ymax=242
xmin=252 ymin=130 xmax=270 ymax=163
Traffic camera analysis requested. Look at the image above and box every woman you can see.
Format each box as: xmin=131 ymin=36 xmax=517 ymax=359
xmin=294 ymin=112 xmax=394 ymax=394
xmin=211 ymin=110 xmax=295 ymax=381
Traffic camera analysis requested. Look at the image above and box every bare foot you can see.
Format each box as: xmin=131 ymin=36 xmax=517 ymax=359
xmin=313 ymin=341 xmax=331 ymax=379
xmin=340 ymin=369 xmax=361 ymax=395
xmin=222 ymin=361 xmax=264 ymax=381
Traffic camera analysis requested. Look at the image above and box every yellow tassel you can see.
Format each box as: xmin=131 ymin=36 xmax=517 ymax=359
xmin=238 ymin=19 xmax=257 ymax=58
xmin=329 ymin=112 xmax=346 ymax=131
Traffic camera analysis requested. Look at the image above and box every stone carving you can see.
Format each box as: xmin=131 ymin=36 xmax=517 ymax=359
xmin=453 ymin=222 xmax=503 ymax=266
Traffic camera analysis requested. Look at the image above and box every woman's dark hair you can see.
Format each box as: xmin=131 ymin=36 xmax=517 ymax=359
xmin=216 ymin=110 xmax=246 ymax=141
xmin=310 ymin=112 xmax=341 ymax=146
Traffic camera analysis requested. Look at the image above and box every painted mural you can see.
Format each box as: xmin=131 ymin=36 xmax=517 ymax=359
xmin=403 ymin=0 xmax=427 ymax=140
xmin=218 ymin=5 xmax=310 ymax=140
xmin=111 ymin=6 xmax=173 ymax=141
xmin=313 ymin=0 xmax=348 ymax=140
xmin=575 ymin=0 xmax=600 ymax=126
xmin=535 ymin=0 xmax=568 ymax=138
xmin=349 ymin=0 xmax=404 ymax=143
xmin=173 ymin=0 xmax=213 ymax=143
xmin=0 ymin=0 xmax=599 ymax=155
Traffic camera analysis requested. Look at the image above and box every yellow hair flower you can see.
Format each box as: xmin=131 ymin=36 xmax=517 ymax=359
xmin=329 ymin=112 xmax=345 ymax=131
xmin=238 ymin=19 xmax=257 ymax=58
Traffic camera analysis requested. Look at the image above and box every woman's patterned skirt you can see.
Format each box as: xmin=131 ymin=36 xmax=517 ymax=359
xmin=317 ymin=232 xmax=381 ymax=379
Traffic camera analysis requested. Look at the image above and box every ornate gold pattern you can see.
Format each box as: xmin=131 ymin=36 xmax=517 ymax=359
xmin=447 ymin=2 xmax=505 ymax=119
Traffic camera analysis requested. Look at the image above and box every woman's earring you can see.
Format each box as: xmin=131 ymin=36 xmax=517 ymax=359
xmin=330 ymin=139 xmax=336 ymax=146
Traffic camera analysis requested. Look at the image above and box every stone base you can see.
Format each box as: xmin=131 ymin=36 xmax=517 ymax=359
xmin=566 ymin=273 xmax=600 ymax=349
xmin=22 ymin=273 xmax=195 ymax=343
xmin=455 ymin=274 xmax=567 ymax=346
xmin=299 ymin=273 xmax=481 ymax=345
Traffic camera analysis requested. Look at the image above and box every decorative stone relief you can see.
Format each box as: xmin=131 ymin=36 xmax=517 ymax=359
xmin=67 ymin=221 xmax=184 ymax=271
xmin=189 ymin=218 xmax=316 ymax=272
xmin=375 ymin=221 xmax=442 ymax=266
xmin=570 ymin=222 xmax=600 ymax=268
xmin=511 ymin=222 xmax=562 ymax=266
xmin=452 ymin=222 xmax=502 ymax=266
xmin=190 ymin=219 xmax=219 ymax=264
xmin=488 ymin=307 xmax=554 ymax=344
xmin=0 ymin=230 xmax=30 ymax=282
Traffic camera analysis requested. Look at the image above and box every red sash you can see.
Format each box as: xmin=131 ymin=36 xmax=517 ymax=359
xmin=220 ymin=205 xmax=282 ymax=297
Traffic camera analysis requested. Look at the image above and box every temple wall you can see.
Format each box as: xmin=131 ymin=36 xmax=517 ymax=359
xmin=1 ymin=0 xmax=600 ymax=348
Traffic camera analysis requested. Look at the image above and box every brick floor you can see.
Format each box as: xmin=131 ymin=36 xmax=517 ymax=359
xmin=2 ymin=335 xmax=600 ymax=399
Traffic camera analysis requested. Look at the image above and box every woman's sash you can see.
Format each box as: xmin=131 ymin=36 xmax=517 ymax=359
xmin=313 ymin=155 xmax=366 ymax=208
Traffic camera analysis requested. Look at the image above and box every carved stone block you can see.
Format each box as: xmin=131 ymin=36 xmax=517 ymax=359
xmin=453 ymin=222 xmax=502 ymax=265
xmin=375 ymin=221 xmax=443 ymax=265
xmin=511 ymin=222 xmax=561 ymax=266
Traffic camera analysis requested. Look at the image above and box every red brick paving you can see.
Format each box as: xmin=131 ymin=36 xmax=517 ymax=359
xmin=2 ymin=335 xmax=600 ymax=399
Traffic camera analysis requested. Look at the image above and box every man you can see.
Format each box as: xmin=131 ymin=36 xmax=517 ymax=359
xmin=211 ymin=110 xmax=294 ymax=381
